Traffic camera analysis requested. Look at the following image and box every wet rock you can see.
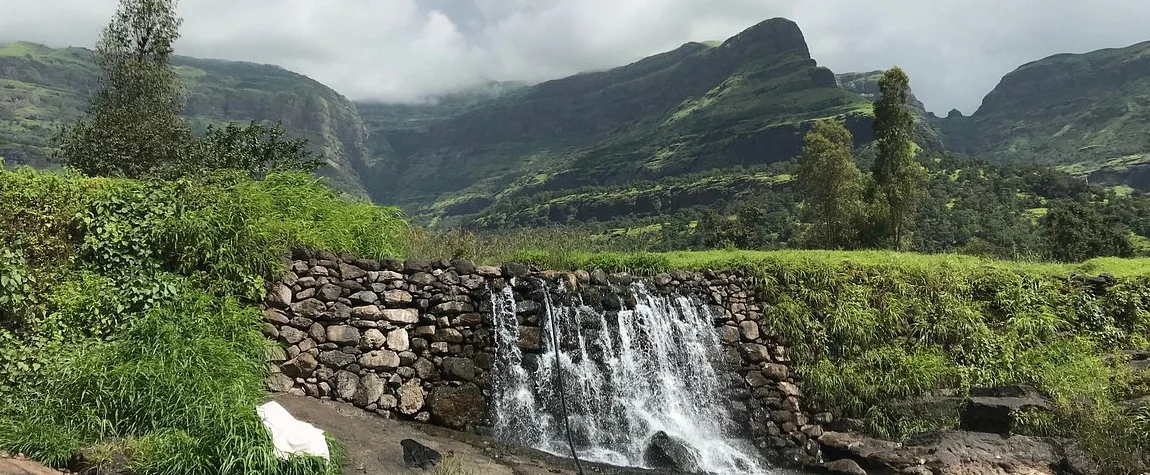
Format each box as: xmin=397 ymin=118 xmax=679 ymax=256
xmin=518 ymin=327 xmax=542 ymax=352
xmin=502 ymin=262 xmax=530 ymax=278
xmin=823 ymin=459 xmax=867 ymax=475
xmin=441 ymin=357 xmax=476 ymax=381
xmin=432 ymin=301 xmax=474 ymax=315
xmin=429 ymin=384 xmax=486 ymax=430
xmin=642 ymin=431 xmax=701 ymax=472
xmin=434 ymin=328 xmax=464 ymax=343
xmin=742 ymin=343 xmax=771 ymax=363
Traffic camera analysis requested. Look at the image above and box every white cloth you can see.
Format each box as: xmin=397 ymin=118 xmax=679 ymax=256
xmin=256 ymin=401 xmax=331 ymax=461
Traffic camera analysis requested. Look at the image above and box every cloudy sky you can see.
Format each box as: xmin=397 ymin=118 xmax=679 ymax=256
xmin=2 ymin=0 xmax=1148 ymax=114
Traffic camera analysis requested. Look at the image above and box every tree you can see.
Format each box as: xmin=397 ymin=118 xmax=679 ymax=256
xmin=1043 ymin=200 xmax=1134 ymax=262
xmin=871 ymin=66 xmax=927 ymax=250
xmin=54 ymin=0 xmax=196 ymax=179
xmin=795 ymin=118 xmax=864 ymax=249
xmin=195 ymin=121 xmax=324 ymax=179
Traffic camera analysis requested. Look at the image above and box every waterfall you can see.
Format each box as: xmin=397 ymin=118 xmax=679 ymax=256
xmin=490 ymin=279 xmax=768 ymax=474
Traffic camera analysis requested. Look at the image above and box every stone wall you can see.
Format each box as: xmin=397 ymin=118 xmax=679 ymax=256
xmin=260 ymin=250 xmax=831 ymax=466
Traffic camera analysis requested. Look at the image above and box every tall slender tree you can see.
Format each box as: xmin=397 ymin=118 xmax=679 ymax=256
xmin=871 ymin=66 xmax=927 ymax=250
xmin=796 ymin=118 xmax=864 ymax=249
xmin=54 ymin=0 xmax=196 ymax=178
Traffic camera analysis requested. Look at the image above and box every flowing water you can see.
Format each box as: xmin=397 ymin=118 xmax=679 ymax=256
xmin=490 ymin=280 xmax=768 ymax=474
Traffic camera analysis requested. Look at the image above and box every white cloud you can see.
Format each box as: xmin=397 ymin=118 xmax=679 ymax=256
xmin=1 ymin=0 xmax=1149 ymax=112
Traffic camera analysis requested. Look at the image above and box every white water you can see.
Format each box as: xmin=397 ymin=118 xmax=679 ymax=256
xmin=490 ymin=280 xmax=768 ymax=474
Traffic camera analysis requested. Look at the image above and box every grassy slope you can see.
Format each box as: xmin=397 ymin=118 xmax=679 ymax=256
xmin=934 ymin=40 xmax=1150 ymax=189
xmin=360 ymin=18 xmax=871 ymax=224
xmin=0 ymin=41 xmax=384 ymax=198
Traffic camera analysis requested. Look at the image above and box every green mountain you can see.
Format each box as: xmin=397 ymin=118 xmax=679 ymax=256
xmin=0 ymin=41 xmax=385 ymax=198
xmin=358 ymin=18 xmax=873 ymax=226
xmin=934 ymin=40 xmax=1150 ymax=189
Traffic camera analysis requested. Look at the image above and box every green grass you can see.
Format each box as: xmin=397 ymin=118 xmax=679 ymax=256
xmin=0 ymin=166 xmax=406 ymax=474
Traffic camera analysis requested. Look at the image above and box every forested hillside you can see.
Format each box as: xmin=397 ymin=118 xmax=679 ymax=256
xmin=0 ymin=41 xmax=386 ymax=198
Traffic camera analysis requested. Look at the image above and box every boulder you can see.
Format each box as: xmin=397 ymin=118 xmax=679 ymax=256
xmin=291 ymin=299 xmax=327 ymax=318
xmin=642 ymin=431 xmax=701 ymax=472
xmin=360 ymin=350 xmax=400 ymax=370
xmin=339 ymin=262 xmax=367 ymax=280
xmin=823 ymin=459 xmax=867 ymax=475
xmin=383 ymin=309 xmax=420 ymax=324
xmin=382 ymin=289 xmax=413 ymax=305
xmin=398 ymin=381 xmax=425 ymax=415
xmin=361 ymin=329 xmax=386 ymax=349
xmin=386 ymin=328 xmax=410 ymax=352
xmin=353 ymin=374 xmax=386 ymax=407
xmin=349 ymin=290 xmax=378 ymax=305
xmin=450 ymin=259 xmax=475 ymax=275
xmin=317 ymin=284 xmax=342 ymax=302
xmin=282 ymin=353 xmax=318 ymax=378
xmin=501 ymin=262 xmax=530 ymax=278
xmin=317 ymin=350 xmax=355 ymax=368
xmin=429 ymin=384 xmax=487 ymax=430
xmin=334 ymin=371 xmax=359 ymax=400
xmin=268 ymin=283 xmax=292 ymax=308
xmin=739 ymin=321 xmax=760 ymax=341
xmin=326 ymin=326 xmax=361 ymax=346
xmin=518 ymin=327 xmax=543 ymax=352
xmin=441 ymin=357 xmax=476 ymax=381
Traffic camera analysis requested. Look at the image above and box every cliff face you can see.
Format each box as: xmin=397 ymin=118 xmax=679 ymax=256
xmin=0 ymin=42 xmax=386 ymax=198
xmin=932 ymin=40 xmax=1150 ymax=189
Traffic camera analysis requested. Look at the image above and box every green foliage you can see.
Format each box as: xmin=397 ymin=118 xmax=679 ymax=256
xmin=55 ymin=0 xmax=199 ymax=179
xmin=641 ymin=250 xmax=1149 ymax=473
xmin=0 ymin=247 xmax=34 ymax=319
xmin=195 ymin=121 xmax=323 ymax=178
xmin=871 ymin=67 xmax=927 ymax=250
xmin=1043 ymin=199 xmax=1134 ymax=262
xmin=796 ymin=119 xmax=864 ymax=248
xmin=0 ymin=166 xmax=404 ymax=474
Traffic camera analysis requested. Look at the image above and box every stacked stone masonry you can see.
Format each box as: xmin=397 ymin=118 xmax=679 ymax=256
xmin=261 ymin=250 xmax=830 ymax=466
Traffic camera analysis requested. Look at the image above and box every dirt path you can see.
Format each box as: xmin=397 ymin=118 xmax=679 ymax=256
xmin=272 ymin=394 xmax=672 ymax=475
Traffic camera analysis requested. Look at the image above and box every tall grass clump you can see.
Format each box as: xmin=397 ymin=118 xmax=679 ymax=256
xmin=0 ymin=167 xmax=401 ymax=474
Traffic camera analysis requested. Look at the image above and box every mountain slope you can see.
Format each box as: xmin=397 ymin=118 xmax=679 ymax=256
xmin=934 ymin=40 xmax=1150 ymax=189
xmin=361 ymin=18 xmax=872 ymax=226
xmin=0 ymin=41 xmax=386 ymax=198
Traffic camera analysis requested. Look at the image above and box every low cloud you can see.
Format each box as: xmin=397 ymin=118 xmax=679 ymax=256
xmin=2 ymin=0 xmax=1148 ymax=113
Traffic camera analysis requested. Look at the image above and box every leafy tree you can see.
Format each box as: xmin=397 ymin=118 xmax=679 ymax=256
xmin=195 ymin=121 xmax=323 ymax=179
xmin=1043 ymin=199 xmax=1134 ymax=262
xmin=54 ymin=0 xmax=197 ymax=179
xmin=871 ymin=66 xmax=927 ymax=250
xmin=796 ymin=119 xmax=864 ymax=249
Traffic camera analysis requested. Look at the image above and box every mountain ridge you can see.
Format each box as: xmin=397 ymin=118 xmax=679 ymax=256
xmin=4 ymin=22 xmax=1150 ymax=224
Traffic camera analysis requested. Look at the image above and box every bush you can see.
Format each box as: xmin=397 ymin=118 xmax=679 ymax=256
xmin=0 ymin=167 xmax=400 ymax=474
